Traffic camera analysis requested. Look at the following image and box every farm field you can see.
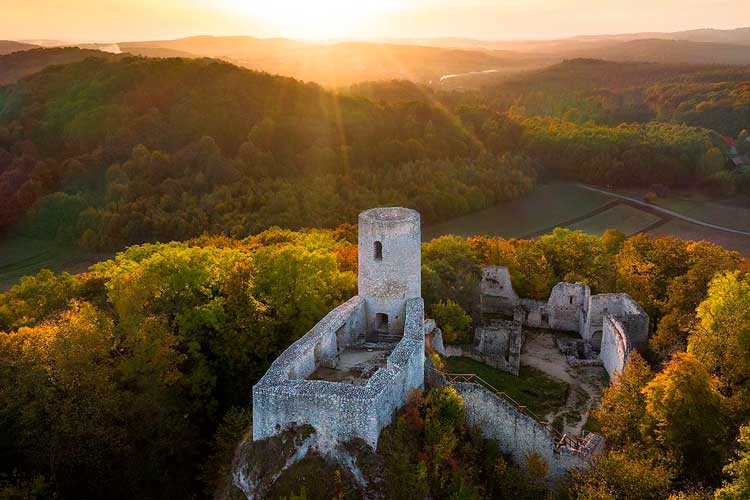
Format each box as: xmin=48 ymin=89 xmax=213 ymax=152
xmin=0 ymin=235 xmax=109 ymax=292
xmin=423 ymin=182 xmax=613 ymax=240
xmin=426 ymin=182 xmax=750 ymax=254
xmin=567 ymin=203 xmax=661 ymax=235
xmin=648 ymin=195 xmax=750 ymax=233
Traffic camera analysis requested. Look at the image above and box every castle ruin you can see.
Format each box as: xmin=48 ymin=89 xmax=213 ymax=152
xmin=479 ymin=266 xmax=649 ymax=378
xmin=252 ymin=207 xmax=424 ymax=449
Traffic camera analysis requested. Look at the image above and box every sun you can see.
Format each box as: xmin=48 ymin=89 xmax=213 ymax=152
xmin=222 ymin=0 xmax=401 ymax=39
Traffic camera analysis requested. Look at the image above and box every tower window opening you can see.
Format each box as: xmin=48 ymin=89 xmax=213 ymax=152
xmin=374 ymin=241 xmax=383 ymax=261
xmin=569 ymin=296 xmax=574 ymax=305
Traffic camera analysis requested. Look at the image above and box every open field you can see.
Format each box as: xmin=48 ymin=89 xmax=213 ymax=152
xmin=567 ymin=203 xmax=661 ymax=235
xmin=424 ymin=182 xmax=613 ymax=240
xmin=0 ymin=235 xmax=109 ymax=292
xmin=425 ymin=182 xmax=750 ymax=254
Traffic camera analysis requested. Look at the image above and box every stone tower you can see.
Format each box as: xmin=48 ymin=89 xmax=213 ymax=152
xmin=358 ymin=207 xmax=421 ymax=339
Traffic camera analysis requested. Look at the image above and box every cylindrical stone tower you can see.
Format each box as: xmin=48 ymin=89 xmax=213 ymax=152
xmin=358 ymin=207 xmax=421 ymax=338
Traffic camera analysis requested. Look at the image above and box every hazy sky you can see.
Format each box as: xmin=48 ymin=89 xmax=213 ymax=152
xmin=2 ymin=0 xmax=747 ymax=42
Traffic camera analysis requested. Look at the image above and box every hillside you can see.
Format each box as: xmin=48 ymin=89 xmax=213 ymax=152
xmin=482 ymin=59 xmax=750 ymax=136
xmin=0 ymin=47 xmax=118 ymax=85
xmin=120 ymin=36 xmax=557 ymax=86
xmin=0 ymin=55 xmax=536 ymax=250
xmin=574 ymin=38 xmax=750 ymax=65
xmin=0 ymin=40 xmax=37 ymax=55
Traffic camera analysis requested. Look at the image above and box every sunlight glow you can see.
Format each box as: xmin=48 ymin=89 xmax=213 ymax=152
xmin=221 ymin=0 xmax=403 ymax=39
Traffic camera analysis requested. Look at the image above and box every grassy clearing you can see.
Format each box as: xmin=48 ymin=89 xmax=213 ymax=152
xmin=0 ymin=235 xmax=109 ymax=292
xmin=423 ymin=182 xmax=613 ymax=240
xmin=443 ymin=356 xmax=569 ymax=418
xmin=567 ymin=203 xmax=660 ymax=236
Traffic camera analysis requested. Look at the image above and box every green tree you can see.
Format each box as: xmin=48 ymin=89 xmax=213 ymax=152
xmin=595 ymin=351 xmax=652 ymax=447
xmin=715 ymin=424 xmax=750 ymax=500
xmin=433 ymin=300 xmax=472 ymax=344
xmin=689 ymin=272 xmax=750 ymax=417
xmin=572 ymin=449 xmax=672 ymax=500
xmin=641 ymin=353 xmax=730 ymax=481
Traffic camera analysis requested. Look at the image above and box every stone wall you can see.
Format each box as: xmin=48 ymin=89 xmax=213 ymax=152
xmin=444 ymin=310 xmax=523 ymax=375
xmin=518 ymin=298 xmax=547 ymax=328
xmin=582 ymin=293 xmax=648 ymax=377
xmin=548 ymin=282 xmax=590 ymax=332
xmin=480 ymin=266 xmax=519 ymax=316
xmin=253 ymin=297 xmax=425 ymax=449
xmin=480 ymin=266 xmax=649 ymax=379
xmin=600 ymin=316 xmax=628 ymax=377
xmin=455 ymin=383 xmax=598 ymax=484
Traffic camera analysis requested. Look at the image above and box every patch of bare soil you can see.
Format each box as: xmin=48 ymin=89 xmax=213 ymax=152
xmin=521 ymin=328 xmax=608 ymax=436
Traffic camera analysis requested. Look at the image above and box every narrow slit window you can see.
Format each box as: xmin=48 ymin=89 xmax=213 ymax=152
xmin=569 ymin=296 xmax=574 ymax=305
xmin=374 ymin=241 xmax=383 ymax=261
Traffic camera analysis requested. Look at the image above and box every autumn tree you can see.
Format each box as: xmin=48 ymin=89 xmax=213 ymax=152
xmin=572 ymin=450 xmax=672 ymax=500
xmin=595 ymin=351 xmax=652 ymax=447
xmin=715 ymin=424 xmax=750 ymax=500
xmin=641 ymin=353 xmax=730 ymax=481
xmin=689 ymin=272 xmax=750 ymax=418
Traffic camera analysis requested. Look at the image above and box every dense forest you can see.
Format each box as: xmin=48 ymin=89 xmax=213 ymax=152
xmin=0 ymin=56 xmax=535 ymax=250
xmin=0 ymin=54 xmax=737 ymax=253
xmin=488 ymin=59 xmax=750 ymax=137
xmin=1 ymin=48 xmax=749 ymax=499
xmin=1 ymin=227 xmax=749 ymax=499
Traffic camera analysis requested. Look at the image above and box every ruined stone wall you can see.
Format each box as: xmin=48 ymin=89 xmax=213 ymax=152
xmin=582 ymin=293 xmax=648 ymax=348
xmin=480 ymin=266 xmax=519 ymax=316
xmin=455 ymin=383 xmax=595 ymax=483
xmin=519 ymin=298 xmax=547 ymax=328
xmin=600 ymin=316 xmax=628 ymax=377
xmin=253 ymin=297 xmax=425 ymax=449
xmin=548 ymin=282 xmax=590 ymax=332
xmin=358 ymin=208 xmax=420 ymax=336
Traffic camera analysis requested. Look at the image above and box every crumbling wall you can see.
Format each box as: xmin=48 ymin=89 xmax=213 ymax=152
xmin=455 ymin=383 xmax=597 ymax=484
xmin=582 ymin=293 xmax=648 ymax=361
xmin=600 ymin=316 xmax=628 ymax=377
xmin=480 ymin=266 xmax=519 ymax=316
xmin=444 ymin=312 xmax=524 ymax=376
xmin=548 ymin=282 xmax=590 ymax=332
xmin=253 ymin=297 xmax=425 ymax=449
xmin=519 ymin=298 xmax=547 ymax=328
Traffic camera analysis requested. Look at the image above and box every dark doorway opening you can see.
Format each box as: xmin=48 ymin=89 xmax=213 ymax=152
xmin=375 ymin=313 xmax=389 ymax=333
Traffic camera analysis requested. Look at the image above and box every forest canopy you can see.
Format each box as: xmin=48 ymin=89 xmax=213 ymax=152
xmin=0 ymin=55 xmax=735 ymax=252
xmin=1 ymin=227 xmax=749 ymax=499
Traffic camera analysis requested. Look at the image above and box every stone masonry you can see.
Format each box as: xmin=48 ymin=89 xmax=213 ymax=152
xmin=480 ymin=266 xmax=649 ymax=378
xmin=252 ymin=208 xmax=424 ymax=449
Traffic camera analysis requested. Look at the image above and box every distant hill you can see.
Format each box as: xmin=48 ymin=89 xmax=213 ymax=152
xmin=0 ymin=40 xmax=37 ymax=56
xmin=671 ymin=27 xmax=750 ymax=45
xmin=481 ymin=58 xmax=750 ymax=136
xmin=118 ymin=36 xmax=557 ymax=86
xmin=572 ymin=39 xmax=750 ymax=65
xmin=0 ymin=47 xmax=119 ymax=85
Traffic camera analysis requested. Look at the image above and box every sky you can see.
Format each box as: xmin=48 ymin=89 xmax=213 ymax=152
xmin=1 ymin=0 xmax=747 ymax=42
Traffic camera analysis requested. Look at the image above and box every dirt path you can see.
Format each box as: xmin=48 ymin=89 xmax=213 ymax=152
xmin=577 ymin=184 xmax=750 ymax=236
xmin=521 ymin=329 xmax=607 ymax=435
